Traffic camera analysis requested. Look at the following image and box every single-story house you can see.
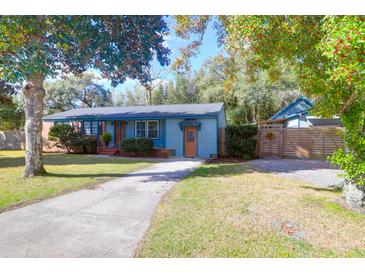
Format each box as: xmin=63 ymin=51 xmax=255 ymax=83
xmin=42 ymin=103 xmax=227 ymax=158
xmin=262 ymin=96 xmax=342 ymax=128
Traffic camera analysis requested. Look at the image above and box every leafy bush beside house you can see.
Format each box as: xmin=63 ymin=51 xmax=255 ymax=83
xmin=48 ymin=124 xmax=78 ymax=153
xmin=225 ymin=124 xmax=258 ymax=160
xmin=48 ymin=124 xmax=96 ymax=153
xmin=120 ymin=137 xmax=154 ymax=155
xmin=71 ymin=135 xmax=97 ymax=154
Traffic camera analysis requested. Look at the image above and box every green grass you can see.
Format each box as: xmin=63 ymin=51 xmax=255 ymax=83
xmin=137 ymin=163 xmax=365 ymax=258
xmin=0 ymin=150 xmax=156 ymax=211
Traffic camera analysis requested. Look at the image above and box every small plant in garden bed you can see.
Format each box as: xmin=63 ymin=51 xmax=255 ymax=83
xmin=102 ymin=132 xmax=112 ymax=147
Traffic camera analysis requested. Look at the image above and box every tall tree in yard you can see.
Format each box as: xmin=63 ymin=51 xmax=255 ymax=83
xmin=0 ymin=16 xmax=170 ymax=177
xmin=174 ymin=16 xmax=365 ymax=206
xmin=44 ymin=73 xmax=113 ymax=114
xmin=226 ymin=16 xmax=365 ymax=206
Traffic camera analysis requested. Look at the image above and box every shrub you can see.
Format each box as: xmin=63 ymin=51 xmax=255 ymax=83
xmin=102 ymin=132 xmax=112 ymax=147
xmin=71 ymin=135 xmax=97 ymax=154
xmin=120 ymin=137 xmax=154 ymax=155
xmin=120 ymin=138 xmax=136 ymax=153
xmin=225 ymin=124 xmax=258 ymax=160
xmin=48 ymin=124 xmax=78 ymax=152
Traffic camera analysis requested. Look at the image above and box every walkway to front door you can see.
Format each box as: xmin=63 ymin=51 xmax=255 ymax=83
xmin=184 ymin=127 xmax=197 ymax=157
xmin=0 ymin=159 xmax=202 ymax=257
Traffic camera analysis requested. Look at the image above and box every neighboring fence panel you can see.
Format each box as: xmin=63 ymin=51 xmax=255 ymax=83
xmin=0 ymin=130 xmax=25 ymax=150
xmin=258 ymin=126 xmax=343 ymax=159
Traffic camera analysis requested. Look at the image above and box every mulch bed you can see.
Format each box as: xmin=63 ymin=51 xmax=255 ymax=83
xmin=205 ymin=157 xmax=246 ymax=164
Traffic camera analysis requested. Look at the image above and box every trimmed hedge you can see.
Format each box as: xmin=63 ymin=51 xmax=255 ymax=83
xmin=120 ymin=137 xmax=154 ymax=154
xmin=225 ymin=124 xmax=258 ymax=160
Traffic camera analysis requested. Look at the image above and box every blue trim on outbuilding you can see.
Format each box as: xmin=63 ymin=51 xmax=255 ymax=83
xmin=270 ymin=96 xmax=313 ymax=120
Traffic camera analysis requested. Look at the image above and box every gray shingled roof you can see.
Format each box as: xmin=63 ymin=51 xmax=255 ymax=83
xmin=43 ymin=103 xmax=224 ymax=121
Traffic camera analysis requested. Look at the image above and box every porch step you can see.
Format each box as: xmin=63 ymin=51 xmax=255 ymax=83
xmin=97 ymin=147 xmax=119 ymax=155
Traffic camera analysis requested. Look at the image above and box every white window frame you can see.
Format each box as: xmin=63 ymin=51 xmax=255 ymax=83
xmin=83 ymin=121 xmax=98 ymax=135
xmin=135 ymin=120 xmax=159 ymax=139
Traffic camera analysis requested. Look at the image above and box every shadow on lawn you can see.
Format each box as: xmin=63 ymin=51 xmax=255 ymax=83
xmin=300 ymin=185 xmax=343 ymax=193
xmin=46 ymin=170 xmax=186 ymax=182
xmin=188 ymin=163 xmax=256 ymax=178
xmin=46 ymin=172 xmax=125 ymax=178
xmin=0 ymin=154 xmax=153 ymax=168
xmin=47 ymin=163 xmax=254 ymax=182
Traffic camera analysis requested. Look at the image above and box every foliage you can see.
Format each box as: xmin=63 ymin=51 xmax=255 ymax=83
xmin=101 ymin=132 xmax=112 ymax=147
xmin=48 ymin=124 xmax=78 ymax=153
xmin=0 ymin=16 xmax=170 ymax=85
xmin=0 ymin=15 xmax=170 ymax=176
xmin=224 ymin=15 xmax=365 ymax=185
xmin=151 ymin=84 xmax=167 ymax=105
xmin=0 ymin=103 xmax=24 ymax=130
xmin=173 ymin=15 xmax=365 ymax=185
xmin=70 ymin=135 xmax=97 ymax=154
xmin=166 ymin=73 xmax=197 ymax=104
xmin=0 ymin=80 xmax=23 ymax=130
xmin=44 ymin=73 xmax=113 ymax=114
xmin=120 ymin=137 xmax=154 ymax=154
xmin=225 ymin=125 xmax=258 ymax=159
xmin=119 ymin=55 xmax=300 ymax=125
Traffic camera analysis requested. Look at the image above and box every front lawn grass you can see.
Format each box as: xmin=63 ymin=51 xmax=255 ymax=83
xmin=0 ymin=150 xmax=156 ymax=211
xmin=137 ymin=162 xmax=365 ymax=257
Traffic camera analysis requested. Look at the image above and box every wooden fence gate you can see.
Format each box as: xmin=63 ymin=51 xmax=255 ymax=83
xmin=258 ymin=125 xmax=343 ymax=159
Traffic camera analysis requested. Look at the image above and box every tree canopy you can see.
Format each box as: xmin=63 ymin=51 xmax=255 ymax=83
xmin=225 ymin=16 xmax=365 ymax=185
xmin=0 ymin=80 xmax=23 ymax=130
xmin=44 ymin=73 xmax=113 ymax=114
xmin=0 ymin=15 xmax=170 ymax=176
xmin=173 ymin=15 xmax=365 ymax=186
xmin=0 ymin=16 xmax=170 ymax=85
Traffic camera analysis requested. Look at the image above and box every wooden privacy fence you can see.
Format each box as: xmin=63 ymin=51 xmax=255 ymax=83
xmin=258 ymin=125 xmax=344 ymax=159
xmin=0 ymin=130 xmax=25 ymax=150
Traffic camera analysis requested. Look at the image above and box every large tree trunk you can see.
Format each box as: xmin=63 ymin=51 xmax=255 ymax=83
xmin=23 ymin=75 xmax=46 ymax=177
xmin=343 ymin=180 xmax=365 ymax=208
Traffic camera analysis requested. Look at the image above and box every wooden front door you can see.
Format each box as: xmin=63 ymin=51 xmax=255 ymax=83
xmin=184 ymin=127 xmax=197 ymax=157
xmin=114 ymin=120 xmax=125 ymax=145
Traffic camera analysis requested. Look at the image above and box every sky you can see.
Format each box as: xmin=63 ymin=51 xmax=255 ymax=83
xmin=111 ymin=16 xmax=223 ymax=97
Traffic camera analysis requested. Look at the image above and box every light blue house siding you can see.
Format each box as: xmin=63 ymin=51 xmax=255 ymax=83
xmin=165 ymin=118 xmax=218 ymax=158
xmin=43 ymin=103 xmax=226 ymax=158
xmin=165 ymin=119 xmax=183 ymax=156
xmin=218 ymin=106 xmax=227 ymax=128
xmin=125 ymin=120 xmax=135 ymax=138
xmin=123 ymin=119 xmax=166 ymax=148
xmin=197 ymin=118 xmax=218 ymax=158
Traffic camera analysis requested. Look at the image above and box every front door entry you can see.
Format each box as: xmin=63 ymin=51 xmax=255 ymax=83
xmin=184 ymin=127 xmax=197 ymax=158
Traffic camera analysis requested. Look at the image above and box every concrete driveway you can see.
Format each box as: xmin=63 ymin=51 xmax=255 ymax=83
xmin=0 ymin=159 xmax=202 ymax=258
